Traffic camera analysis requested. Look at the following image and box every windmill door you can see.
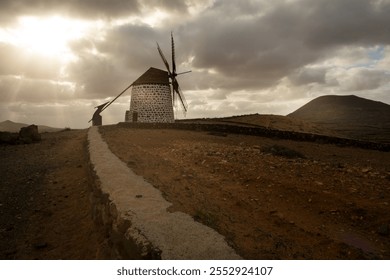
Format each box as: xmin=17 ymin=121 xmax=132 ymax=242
xmin=132 ymin=111 xmax=138 ymax=122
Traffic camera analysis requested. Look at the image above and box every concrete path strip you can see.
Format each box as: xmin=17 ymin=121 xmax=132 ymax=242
xmin=88 ymin=126 xmax=241 ymax=259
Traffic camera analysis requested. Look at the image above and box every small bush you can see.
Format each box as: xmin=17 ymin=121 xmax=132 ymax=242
xmin=194 ymin=209 xmax=217 ymax=227
xmin=261 ymin=144 xmax=305 ymax=159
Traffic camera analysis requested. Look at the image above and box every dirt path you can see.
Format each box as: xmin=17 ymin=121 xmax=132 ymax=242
xmin=0 ymin=129 xmax=110 ymax=259
xmin=100 ymin=126 xmax=390 ymax=259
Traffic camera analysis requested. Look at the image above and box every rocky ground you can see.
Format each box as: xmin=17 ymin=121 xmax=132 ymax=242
xmin=0 ymin=129 xmax=110 ymax=259
xmin=100 ymin=125 xmax=390 ymax=259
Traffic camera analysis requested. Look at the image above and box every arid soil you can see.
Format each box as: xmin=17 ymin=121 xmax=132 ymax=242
xmin=0 ymin=130 xmax=110 ymax=259
xmin=1 ymin=124 xmax=389 ymax=260
xmin=100 ymin=125 xmax=390 ymax=259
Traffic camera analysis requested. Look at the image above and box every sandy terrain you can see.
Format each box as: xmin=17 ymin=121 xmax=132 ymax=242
xmin=100 ymin=125 xmax=390 ymax=259
xmin=1 ymin=123 xmax=389 ymax=260
xmin=0 ymin=130 xmax=110 ymax=259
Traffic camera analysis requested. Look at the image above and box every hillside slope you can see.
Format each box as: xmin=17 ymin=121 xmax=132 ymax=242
xmin=0 ymin=120 xmax=62 ymax=133
xmin=220 ymin=114 xmax=341 ymax=137
xmin=180 ymin=114 xmax=342 ymax=137
xmin=288 ymin=95 xmax=390 ymax=143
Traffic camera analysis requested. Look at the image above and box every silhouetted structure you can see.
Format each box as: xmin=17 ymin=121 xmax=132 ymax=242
xmin=89 ymin=33 xmax=190 ymax=124
xmin=91 ymin=102 xmax=109 ymax=126
xmin=125 ymin=67 xmax=173 ymax=123
xmin=125 ymin=33 xmax=190 ymax=123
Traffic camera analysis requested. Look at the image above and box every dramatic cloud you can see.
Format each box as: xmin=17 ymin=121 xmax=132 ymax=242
xmin=0 ymin=0 xmax=140 ymax=23
xmin=0 ymin=0 xmax=389 ymax=128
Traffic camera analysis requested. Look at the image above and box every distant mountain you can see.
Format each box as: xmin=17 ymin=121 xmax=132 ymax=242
xmin=288 ymin=95 xmax=390 ymax=143
xmin=0 ymin=120 xmax=62 ymax=133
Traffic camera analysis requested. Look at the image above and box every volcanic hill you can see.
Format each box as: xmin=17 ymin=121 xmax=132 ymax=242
xmin=288 ymin=95 xmax=390 ymax=143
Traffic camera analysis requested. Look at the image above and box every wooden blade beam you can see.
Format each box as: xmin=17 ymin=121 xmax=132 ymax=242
xmin=171 ymin=32 xmax=176 ymax=75
xmin=175 ymin=82 xmax=188 ymax=112
xmin=177 ymin=70 xmax=192 ymax=76
xmin=88 ymin=101 xmax=109 ymax=123
xmin=157 ymin=42 xmax=171 ymax=75
xmin=100 ymin=82 xmax=134 ymax=113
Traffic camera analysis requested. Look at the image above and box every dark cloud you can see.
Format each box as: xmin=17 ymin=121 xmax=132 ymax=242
xmin=98 ymin=24 xmax=162 ymax=70
xmin=301 ymin=0 xmax=390 ymax=48
xmin=180 ymin=0 xmax=390 ymax=92
xmin=64 ymin=0 xmax=390 ymax=103
xmin=67 ymin=53 xmax=129 ymax=99
xmin=0 ymin=0 xmax=141 ymax=23
xmin=67 ymin=24 xmax=169 ymax=99
xmin=179 ymin=0 xmax=316 ymax=91
xmin=289 ymin=67 xmax=327 ymax=86
xmin=0 ymin=0 xmax=211 ymax=24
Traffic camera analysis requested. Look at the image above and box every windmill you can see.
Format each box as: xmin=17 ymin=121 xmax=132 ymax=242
xmin=89 ymin=33 xmax=190 ymax=125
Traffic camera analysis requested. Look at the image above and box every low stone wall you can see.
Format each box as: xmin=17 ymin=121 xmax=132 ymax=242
xmin=117 ymin=121 xmax=390 ymax=152
xmin=0 ymin=125 xmax=41 ymax=145
xmin=87 ymin=126 xmax=241 ymax=259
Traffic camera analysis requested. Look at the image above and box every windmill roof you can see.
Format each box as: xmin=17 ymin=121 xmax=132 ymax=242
xmin=133 ymin=67 xmax=169 ymax=85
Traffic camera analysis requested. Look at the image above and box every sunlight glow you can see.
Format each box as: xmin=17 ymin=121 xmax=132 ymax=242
xmin=0 ymin=16 xmax=92 ymax=62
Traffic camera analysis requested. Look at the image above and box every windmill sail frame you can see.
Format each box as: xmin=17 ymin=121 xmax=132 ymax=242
xmin=157 ymin=33 xmax=190 ymax=114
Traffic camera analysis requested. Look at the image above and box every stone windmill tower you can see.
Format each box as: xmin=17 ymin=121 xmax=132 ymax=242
xmin=125 ymin=33 xmax=190 ymax=123
xmin=89 ymin=33 xmax=190 ymax=125
xmin=125 ymin=67 xmax=174 ymax=123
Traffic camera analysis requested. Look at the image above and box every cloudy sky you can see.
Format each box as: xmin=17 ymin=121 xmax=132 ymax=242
xmin=0 ymin=0 xmax=389 ymax=128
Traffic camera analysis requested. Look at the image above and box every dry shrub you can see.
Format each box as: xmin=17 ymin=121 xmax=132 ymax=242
xmin=261 ymin=144 xmax=305 ymax=159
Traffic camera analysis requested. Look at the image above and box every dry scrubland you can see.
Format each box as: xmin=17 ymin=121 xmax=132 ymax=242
xmin=100 ymin=125 xmax=390 ymax=259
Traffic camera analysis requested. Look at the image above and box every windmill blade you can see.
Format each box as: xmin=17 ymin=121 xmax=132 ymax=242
xmin=88 ymin=101 xmax=109 ymax=123
xmin=172 ymin=77 xmax=179 ymax=94
xmin=100 ymin=82 xmax=134 ymax=113
xmin=157 ymin=42 xmax=171 ymax=74
xmin=172 ymin=79 xmax=175 ymax=106
xmin=171 ymin=32 xmax=176 ymax=75
xmin=171 ymin=77 xmax=178 ymax=108
xmin=177 ymin=70 xmax=192 ymax=76
xmin=173 ymin=80 xmax=188 ymax=112
xmin=96 ymin=101 xmax=109 ymax=110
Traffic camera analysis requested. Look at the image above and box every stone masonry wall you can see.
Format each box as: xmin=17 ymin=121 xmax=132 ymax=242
xmin=127 ymin=84 xmax=174 ymax=123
